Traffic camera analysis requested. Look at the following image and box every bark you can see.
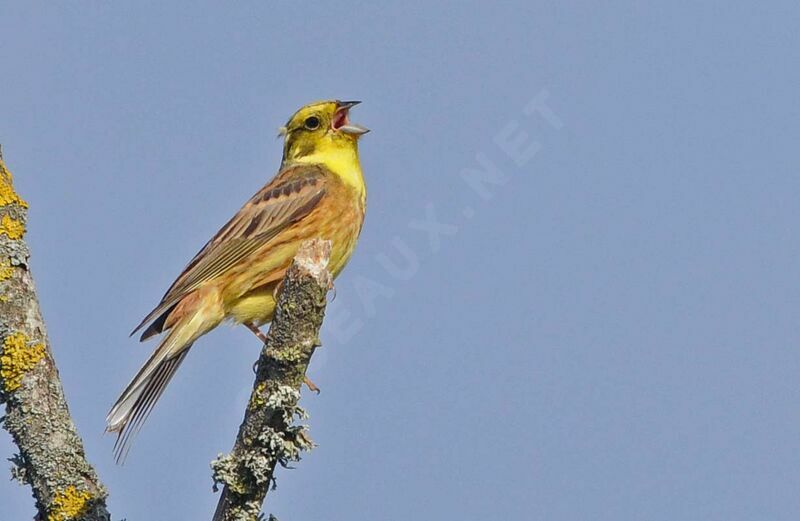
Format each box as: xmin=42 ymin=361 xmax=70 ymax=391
xmin=0 ymin=151 xmax=111 ymax=520
xmin=211 ymin=239 xmax=332 ymax=521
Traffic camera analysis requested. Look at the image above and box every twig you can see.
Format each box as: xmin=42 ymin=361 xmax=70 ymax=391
xmin=211 ymin=239 xmax=332 ymax=521
xmin=0 ymin=153 xmax=111 ymax=520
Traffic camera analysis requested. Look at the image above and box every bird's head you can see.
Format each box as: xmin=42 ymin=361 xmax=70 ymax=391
xmin=280 ymin=100 xmax=369 ymax=163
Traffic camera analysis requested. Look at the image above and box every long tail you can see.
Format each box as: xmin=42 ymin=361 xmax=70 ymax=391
xmin=108 ymin=347 xmax=190 ymax=463
xmin=107 ymin=309 xmax=215 ymax=463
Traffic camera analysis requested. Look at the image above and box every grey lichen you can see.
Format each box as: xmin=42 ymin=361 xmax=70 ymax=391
xmin=211 ymin=452 xmax=248 ymax=494
xmin=10 ymin=452 xmax=28 ymax=484
xmin=210 ymin=394 xmax=316 ymax=519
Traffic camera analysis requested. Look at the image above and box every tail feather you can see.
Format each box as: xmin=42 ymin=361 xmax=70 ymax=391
xmin=110 ymin=288 xmax=224 ymax=462
xmin=110 ymin=349 xmax=190 ymax=463
xmin=107 ymin=318 xmax=201 ymax=463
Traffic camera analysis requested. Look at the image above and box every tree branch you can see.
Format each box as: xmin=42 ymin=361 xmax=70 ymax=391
xmin=211 ymin=239 xmax=332 ymax=521
xmin=0 ymin=152 xmax=111 ymax=521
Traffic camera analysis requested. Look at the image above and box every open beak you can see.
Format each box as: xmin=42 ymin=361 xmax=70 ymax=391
xmin=332 ymin=100 xmax=369 ymax=136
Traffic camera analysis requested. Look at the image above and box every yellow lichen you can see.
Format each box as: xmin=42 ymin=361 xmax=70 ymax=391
xmin=0 ymin=214 xmax=25 ymax=240
xmin=48 ymin=486 xmax=91 ymax=521
xmin=0 ymin=332 xmax=45 ymax=392
xmin=0 ymin=260 xmax=13 ymax=282
xmin=249 ymin=381 xmax=268 ymax=410
xmin=0 ymin=159 xmax=28 ymax=209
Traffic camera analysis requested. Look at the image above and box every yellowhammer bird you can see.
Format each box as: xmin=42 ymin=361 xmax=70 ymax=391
xmin=107 ymin=100 xmax=368 ymax=461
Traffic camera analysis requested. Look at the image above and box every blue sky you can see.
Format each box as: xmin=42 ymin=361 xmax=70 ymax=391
xmin=2 ymin=2 xmax=800 ymax=520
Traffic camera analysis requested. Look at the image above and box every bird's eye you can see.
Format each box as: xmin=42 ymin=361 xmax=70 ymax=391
xmin=304 ymin=116 xmax=320 ymax=130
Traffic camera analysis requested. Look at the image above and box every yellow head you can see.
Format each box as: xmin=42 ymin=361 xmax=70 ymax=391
xmin=280 ymin=100 xmax=369 ymax=164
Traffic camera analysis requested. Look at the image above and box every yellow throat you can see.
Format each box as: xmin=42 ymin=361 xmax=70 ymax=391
xmin=280 ymin=100 xmax=367 ymax=204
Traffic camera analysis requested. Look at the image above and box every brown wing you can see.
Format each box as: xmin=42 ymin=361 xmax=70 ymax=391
xmin=131 ymin=164 xmax=328 ymax=339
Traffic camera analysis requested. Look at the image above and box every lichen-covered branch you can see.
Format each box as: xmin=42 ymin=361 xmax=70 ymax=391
xmin=0 ymin=151 xmax=111 ymax=521
xmin=211 ymin=239 xmax=332 ymax=521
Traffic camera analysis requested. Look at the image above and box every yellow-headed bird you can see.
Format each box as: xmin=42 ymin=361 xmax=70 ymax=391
xmin=107 ymin=100 xmax=368 ymax=460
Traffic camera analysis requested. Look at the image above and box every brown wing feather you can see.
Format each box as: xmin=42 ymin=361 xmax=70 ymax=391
xmin=131 ymin=164 xmax=329 ymax=338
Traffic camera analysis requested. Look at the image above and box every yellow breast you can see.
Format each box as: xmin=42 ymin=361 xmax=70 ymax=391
xmin=227 ymin=172 xmax=365 ymax=327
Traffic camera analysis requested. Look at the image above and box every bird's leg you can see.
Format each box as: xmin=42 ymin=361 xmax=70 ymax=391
xmin=245 ymin=322 xmax=268 ymax=344
xmin=304 ymin=376 xmax=321 ymax=394
xmin=244 ymin=322 xmax=320 ymax=393
xmin=245 ymin=323 xmax=268 ymax=374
